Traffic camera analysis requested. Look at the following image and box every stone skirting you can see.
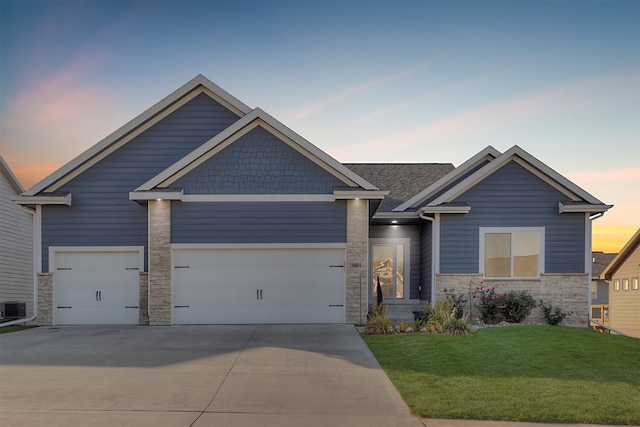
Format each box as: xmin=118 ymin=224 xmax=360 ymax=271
xmin=148 ymin=200 xmax=172 ymax=326
xmin=435 ymin=273 xmax=589 ymax=327
xmin=36 ymin=273 xmax=53 ymax=325
xmin=345 ymin=199 xmax=369 ymax=324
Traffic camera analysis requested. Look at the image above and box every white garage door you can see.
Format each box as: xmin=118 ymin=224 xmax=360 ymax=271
xmin=54 ymin=249 xmax=141 ymax=325
xmin=172 ymin=248 xmax=345 ymax=324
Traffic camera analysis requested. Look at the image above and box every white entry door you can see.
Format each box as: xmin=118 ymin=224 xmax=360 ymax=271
xmin=172 ymin=247 xmax=345 ymax=324
xmin=53 ymin=249 xmax=142 ymax=325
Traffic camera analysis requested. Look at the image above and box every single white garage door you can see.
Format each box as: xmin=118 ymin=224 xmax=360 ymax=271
xmin=172 ymin=248 xmax=345 ymax=324
xmin=54 ymin=250 xmax=141 ymax=325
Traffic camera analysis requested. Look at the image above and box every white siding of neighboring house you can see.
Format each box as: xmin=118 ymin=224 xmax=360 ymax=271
xmin=0 ymin=160 xmax=34 ymax=318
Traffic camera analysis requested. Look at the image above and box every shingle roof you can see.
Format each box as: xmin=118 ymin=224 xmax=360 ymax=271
xmin=344 ymin=163 xmax=455 ymax=212
xmin=592 ymin=252 xmax=617 ymax=277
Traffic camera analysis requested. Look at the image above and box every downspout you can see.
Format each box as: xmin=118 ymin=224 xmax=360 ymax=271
xmin=418 ymin=210 xmax=436 ymax=304
xmin=587 ymin=211 xmax=605 ymax=328
xmin=0 ymin=206 xmax=38 ymax=327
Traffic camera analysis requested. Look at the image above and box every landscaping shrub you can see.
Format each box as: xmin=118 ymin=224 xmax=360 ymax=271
xmin=364 ymin=304 xmax=396 ymax=334
xmin=427 ymin=299 xmax=471 ymax=335
xmin=443 ymin=288 xmax=467 ymax=319
xmin=475 ymin=286 xmax=505 ymax=324
xmin=540 ymin=300 xmax=573 ymax=326
xmin=503 ymin=290 xmax=537 ymax=323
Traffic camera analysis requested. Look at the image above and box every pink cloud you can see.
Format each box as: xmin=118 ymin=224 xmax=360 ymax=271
xmin=566 ymin=168 xmax=640 ymax=184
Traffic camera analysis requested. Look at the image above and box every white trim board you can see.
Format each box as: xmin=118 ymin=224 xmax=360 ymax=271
xmin=171 ymin=243 xmax=347 ymax=250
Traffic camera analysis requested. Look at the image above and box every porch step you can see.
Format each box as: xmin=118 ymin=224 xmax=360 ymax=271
xmin=385 ymin=304 xmax=424 ymax=322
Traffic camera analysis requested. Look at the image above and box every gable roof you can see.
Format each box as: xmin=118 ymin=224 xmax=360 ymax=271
xmin=134 ymin=108 xmax=380 ymax=194
xmin=344 ymin=163 xmax=454 ymax=212
xmin=0 ymin=155 xmax=24 ymax=194
xmin=601 ymin=228 xmax=640 ymax=280
xmin=425 ymin=145 xmax=612 ymax=214
xmin=393 ymin=146 xmax=501 ymax=212
xmin=23 ymin=75 xmax=252 ymax=197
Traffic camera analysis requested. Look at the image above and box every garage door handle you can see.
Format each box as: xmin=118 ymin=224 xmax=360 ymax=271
xmin=330 ymin=265 xmax=344 ymax=268
xmin=175 ymin=305 xmax=189 ymax=308
xmin=329 ymin=304 xmax=344 ymax=307
xmin=125 ymin=306 xmax=138 ymax=309
xmin=57 ymin=306 xmax=72 ymax=309
xmin=257 ymin=289 xmax=263 ymax=300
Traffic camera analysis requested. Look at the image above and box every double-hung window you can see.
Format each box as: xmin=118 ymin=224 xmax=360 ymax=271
xmin=480 ymin=227 xmax=545 ymax=278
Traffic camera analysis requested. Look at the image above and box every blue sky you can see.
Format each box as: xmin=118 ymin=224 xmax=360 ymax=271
xmin=0 ymin=0 xmax=638 ymax=250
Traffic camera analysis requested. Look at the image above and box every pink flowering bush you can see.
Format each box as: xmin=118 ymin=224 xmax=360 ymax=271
xmin=476 ymin=286 xmax=506 ymax=324
xmin=475 ymin=287 xmax=537 ymax=324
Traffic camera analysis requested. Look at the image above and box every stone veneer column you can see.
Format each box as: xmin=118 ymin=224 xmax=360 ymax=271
xmin=345 ymin=199 xmax=369 ymax=324
xmin=36 ymin=273 xmax=53 ymax=325
xmin=139 ymin=272 xmax=149 ymax=325
xmin=148 ymin=200 xmax=172 ymax=325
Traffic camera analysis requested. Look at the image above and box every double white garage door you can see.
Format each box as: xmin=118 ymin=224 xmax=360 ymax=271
xmin=53 ymin=247 xmax=345 ymax=325
xmin=173 ymin=248 xmax=345 ymax=324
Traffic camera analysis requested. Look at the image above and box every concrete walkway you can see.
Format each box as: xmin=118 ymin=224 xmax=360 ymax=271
xmin=0 ymin=324 xmax=421 ymax=427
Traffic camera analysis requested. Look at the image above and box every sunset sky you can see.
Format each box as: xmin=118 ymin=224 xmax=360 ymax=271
xmin=0 ymin=0 xmax=638 ymax=252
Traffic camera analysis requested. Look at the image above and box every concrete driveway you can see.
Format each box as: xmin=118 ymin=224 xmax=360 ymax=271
xmin=0 ymin=324 xmax=422 ymax=427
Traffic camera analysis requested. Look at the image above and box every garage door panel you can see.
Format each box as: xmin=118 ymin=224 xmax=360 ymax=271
xmin=54 ymin=250 xmax=140 ymax=325
xmin=173 ymin=248 xmax=345 ymax=324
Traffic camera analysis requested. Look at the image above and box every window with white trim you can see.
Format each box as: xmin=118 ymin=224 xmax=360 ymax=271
xmin=613 ymin=279 xmax=620 ymax=291
xmin=633 ymin=278 xmax=639 ymax=291
xmin=622 ymin=278 xmax=630 ymax=291
xmin=480 ymin=227 xmax=544 ymax=278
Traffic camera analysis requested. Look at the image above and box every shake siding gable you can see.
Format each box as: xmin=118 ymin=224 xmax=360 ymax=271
xmin=41 ymin=94 xmax=240 ymax=272
xmin=439 ymin=161 xmax=585 ymax=274
xmin=172 ymin=201 xmax=347 ymax=244
xmin=173 ymin=126 xmax=345 ymax=194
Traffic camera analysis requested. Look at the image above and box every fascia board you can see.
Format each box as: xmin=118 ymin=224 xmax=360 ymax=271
xmin=24 ymin=75 xmax=251 ymax=197
xmin=129 ymin=190 xmax=183 ymax=201
xmin=420 ymin=205 xmax=471 ymax=214
xmin=333 ymin=190 xmax=388 ymax=199
xmin=373 ymin=212 xmax=420 ymax=219
xmin=14 ymin=193 xmax=72 ymax=206
xmin=429 ymin=145 xmax=604 ymax=207
xmin=559 ymin=202 xmax=613 ymax=213
xmin=393 ymin=146 xmax=501 ymax=212
xmin=600 ymin=228 xmax=640 ymax=279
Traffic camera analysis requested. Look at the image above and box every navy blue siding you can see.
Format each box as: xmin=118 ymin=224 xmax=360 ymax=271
xmin=41 ymin=94 xmax=240 ymax=271
xmin=420 ymin=223 xmax=433 ymax=301
xmin=174 ymin=126 xmax=344 ymax=194
xmin=172 ymin=201 xmax=347 ymax=243
xmin=370 ymin=225 xmax=422 ymax=299
xmin=439 ymin=161 xmax=586 ymax=274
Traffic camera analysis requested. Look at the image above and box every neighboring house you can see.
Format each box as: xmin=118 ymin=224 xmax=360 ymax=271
xmin=14 ymin=75 xmax=612 ymax=327
xmin=590 ymin=251 xmax=617 ymax=328
xmin=0 ymin=155 xmax=34 ymax=320
xmin=600 ymin=229 xmax=640 ymax=338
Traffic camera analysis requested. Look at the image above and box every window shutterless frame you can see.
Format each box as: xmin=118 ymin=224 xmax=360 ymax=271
xmin=479 ymin=227 xmax=545 ymax=279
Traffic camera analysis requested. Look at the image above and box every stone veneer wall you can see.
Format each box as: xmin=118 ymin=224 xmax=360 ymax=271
xmin=345 ymin=199 xmax=369 ymax=324
xmin=36 ymin=273 xmax=53 ymax=325
xmin=148 ymin=200 xmax=172 ymax=325
xmin=435 ymin=273 xmax=589 ymax=327
xmin=139 ymin=272 xmax=149 ymax=325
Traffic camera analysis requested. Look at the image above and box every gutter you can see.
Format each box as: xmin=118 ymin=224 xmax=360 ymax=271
xmin=0 ymin=206 xmax=38 ymax=327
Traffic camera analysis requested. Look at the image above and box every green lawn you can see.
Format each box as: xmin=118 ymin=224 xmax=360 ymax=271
xmin=0 ymin=324 xmax=36 ymax=334
xmin=363 ymin=325 xmax=640 ymax=425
